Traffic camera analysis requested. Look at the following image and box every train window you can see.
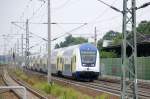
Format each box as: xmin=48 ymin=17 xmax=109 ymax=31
xmin=80 ymin=51 xmax=96 ymax=64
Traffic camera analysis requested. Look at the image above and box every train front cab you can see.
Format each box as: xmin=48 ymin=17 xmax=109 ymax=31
xmin=73 ymin=43 xmax=99 ymax=81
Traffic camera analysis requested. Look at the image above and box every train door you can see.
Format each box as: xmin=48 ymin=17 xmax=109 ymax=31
xmin=71 ymin=57 xmax=73 ymax=72
xmin=40 ymin=58 xmax=42 ymax=72
xmin=72 ymin=55 xmax=76 ymax=72
xmin=57 ymin=57 xmax=62 ymax=71
xmin=59 ymin=57 xmax=63 ymax=71
xmin=57 ymin=57 xmax=63 ymax=75
xmin=61 ymin=58 xmax=64 ymax=71
xmin=56 ymin=57 xmax=59 ymax=70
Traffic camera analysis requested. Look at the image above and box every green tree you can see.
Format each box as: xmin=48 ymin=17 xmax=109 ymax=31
xmin=112 ymin=20 xmax=150 ymax=45
xmin=103 ymin=30 xmax=120 ymax=40
xmin=55 ymin=44 xmax=60 ymax=49
xmin=55 ymin=35 xmax=88 ymax=49
xmin=97 ymin=39 xmax=103 ymax=50
xmin=100 ymin=51 xmax=118 ymax=58
xmin=137 ymin=21 xmax=150 ymax=35
xmin=112 ymin=33 xmax=122 ymax=45
xmin=71 ymin=37 xmax=88 ymax=45
xmin=97 ymin=30 xmax=122 ymax=47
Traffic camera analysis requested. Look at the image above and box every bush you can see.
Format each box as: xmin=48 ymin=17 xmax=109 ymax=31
xmin=34 ymin=82 xmax=92 ymax=99
xmin=15 ymin=69 xmax=23 ymax=76
xmin=20 ymin=74 xmax=28 ymax=81
xmin=34 ymin=82 xmax=52 ymax=94
xmin=96 ymin=93 xmax=108 ymax=99
xmin=27 ymin=79 xmax=35 ymax=85
xmin=100 ymin=51 xmax=118 ymax=58
xmin=14 ymin=69 xmax=110 ymax=99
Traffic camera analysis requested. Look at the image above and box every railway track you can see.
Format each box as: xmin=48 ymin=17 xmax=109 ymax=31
xmin=24 ymin=69 xmax=150 ymax=99
xmin=2 ymin=68 xmax=48 ymax=99
xmin=52 ymin=77 xmax=150 ymax=99
xmin=0 ymin=76 xmax=20 ymax=99
xmin=95 ymin=79 xmax=150 ymax=99
xmin=0 ymin=67 xmax=20 ymax=99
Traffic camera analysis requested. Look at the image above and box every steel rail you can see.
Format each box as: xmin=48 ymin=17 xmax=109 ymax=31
xmin=24 ymin=69 xmax=150 ymax=99
xmin=9 ymin=72 xmax=48 ymax=99
xmin=3 ymin=69 xmax=48 ymax=99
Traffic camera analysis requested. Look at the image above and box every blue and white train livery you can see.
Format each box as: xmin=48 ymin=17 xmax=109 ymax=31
xmin=28 ymin=43 xmax=100 ymax=81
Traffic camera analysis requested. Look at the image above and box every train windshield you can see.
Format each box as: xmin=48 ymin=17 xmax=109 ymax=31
xmin=80 ymin=51 xmax=96 ymax=64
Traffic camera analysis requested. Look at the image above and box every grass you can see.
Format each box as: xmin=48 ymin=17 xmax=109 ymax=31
xmin=95 ymin=94 xmax=109 ymax=99
xmin=13 ymin=69 xmax=112 ymax=99
xmin=14 ymin=69 xmax=35 ymax=85
xmin=0 ymin=95 xmax=2 ymax=99
xmin=34 ymin=82 xmax=93 ymax=99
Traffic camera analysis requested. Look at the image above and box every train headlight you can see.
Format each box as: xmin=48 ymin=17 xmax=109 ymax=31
xmin=82 ymin=64 xmax=86 ymax=66
xmin=91 ymin=64 xmax=94 ymax=66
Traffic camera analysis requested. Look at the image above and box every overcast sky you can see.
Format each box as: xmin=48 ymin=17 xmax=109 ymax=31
xmin=0 ymin=0 xmax=150 ymax=55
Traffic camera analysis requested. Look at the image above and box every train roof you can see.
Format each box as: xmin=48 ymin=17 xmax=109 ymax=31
xmin=51 ymin=43 xmax=97 ymax=57
xmin=53 ymin=43 xmax=97 ymax=51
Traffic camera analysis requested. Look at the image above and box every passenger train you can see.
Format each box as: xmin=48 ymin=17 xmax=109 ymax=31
xmin=27 ymin=43 xmax=100 ymax=80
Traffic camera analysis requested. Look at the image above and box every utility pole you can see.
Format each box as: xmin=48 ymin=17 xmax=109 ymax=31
xmin=97 ymin=0 xmax=141 ymax=98
xmin=21 ymin=34 xmax=24 ymax=68
xmin=17 ymin=39 xmax=19 ymax=67
xmin=21 ymin=34 xmax=24 ymax=57
xmin=47 ymin=0 xmax=52 ymax=83
xmin=14 ymin=44 xmax=17 ymax=68
xmin=94 ymin=27 xmax=97 ymax=47
xmin=121 ymin=0 xmax=138 ymax=98
xmin=97 ymin=1 xmax=150 ymax=98
xmin=10 ymin=48 xmax=13 ymax=67
xmin=3 ymin=36 xmax=6 ymax=64
xmin=17 ymin=39 xmax=19 ymax=55
xmin=25 ymin=19 xmax=29 ymax=68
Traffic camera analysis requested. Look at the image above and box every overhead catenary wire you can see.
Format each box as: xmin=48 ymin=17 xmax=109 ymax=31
xmin=28 ymin=1 xmax=46 ymax=21
xmin=20 ymin=0 xmax=33 ymax=20
xmin=93 ymin=15 xmax=121 ymax=24
xmin=14 ymin=0 xmax=121 ymax=45
xmin=55 ymin=0 xmax=120 ymax=40
xmin=88 ymin=0 xmax=118 ymax=25
xmin=52 ymin=0 xmax=83 ymax=10
xmin=11 ymin=22 xmax=87 ymax=25
xmin=12 ymin=0 xmax=136 ymax=51
xmin=30 ymin=0 xmax=121 ymax=41
xmin=97 ymin=0 xmax=122 ymax=13
xmin=11 ymin=22 xmax=47 ymax=41
xmin=38 ymin=8 xmax=47 ymax=22
xmin=36 ymin=0 xmax=149 ymax=42
xmin=52 ymin=23 xmax=87 ymax=41
xmin=11 ymin=21 xmax=89 ymax=42
xmin=52 ymin=4 xmax=123 ymax=41
xmin=29 ymin=41 xmax=45 ymax=49
xmin=52 ymin=0 xmax=71 ymax=10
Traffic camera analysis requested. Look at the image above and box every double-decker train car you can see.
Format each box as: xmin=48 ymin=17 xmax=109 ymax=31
xmin=28 ymin=43 xmax=100 ymax=80
xmin=41 ymin=54 xmax=48 ymax=73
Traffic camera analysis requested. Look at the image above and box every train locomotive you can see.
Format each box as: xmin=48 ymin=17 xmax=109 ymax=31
xmin=28 ymin=43 xmax=100 ymax=81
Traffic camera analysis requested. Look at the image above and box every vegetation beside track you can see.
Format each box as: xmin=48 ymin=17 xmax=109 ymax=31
xmin=11 ymin=69 xmax=109 ymax=99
